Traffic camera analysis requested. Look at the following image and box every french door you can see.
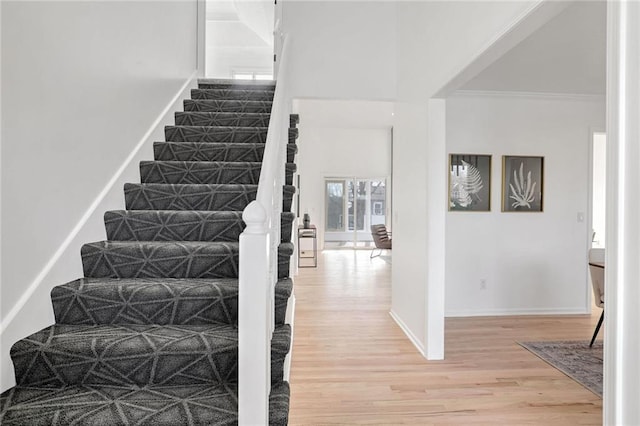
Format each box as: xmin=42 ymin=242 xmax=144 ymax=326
xmin=325 ymin=178 xmax=387 ymax=249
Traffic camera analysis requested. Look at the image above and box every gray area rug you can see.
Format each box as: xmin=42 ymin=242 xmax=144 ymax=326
xmin=519 ymin=340 xmax=603 ymax=396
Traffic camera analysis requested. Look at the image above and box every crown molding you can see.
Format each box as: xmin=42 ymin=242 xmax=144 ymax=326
xmin=451 ymin=89 xmax=606 ymax=102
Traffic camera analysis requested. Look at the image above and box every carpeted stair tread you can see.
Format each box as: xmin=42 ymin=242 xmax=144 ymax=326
xmin=124 ymin=183 xmax=296 ymax=212
xmin=190 ymin=89 xmax=274 ymax=101
xmin=198 ymin=78 xmax=275 ymax=91
xmin=82 ymin=241 xmax=294 ymax=279
xmin=10 ymin=323 xmax=239 ymax=387
xmin=154 ymin=141 xmax=298 ymax=163
xmin=175 ymin=112 xmax=271 ymax=127
xmin=164 ymin=126 xmax=298 ymax=144
xmin=51 ymin=277 xmax=294 ymax=326
xmin=140 ymin=161 xmax=296 ymax=185
xmin=0 ymin=382 xmax=290 ymax=426
xmin=184 ymin=100 xmax=272 ymax=113
xmin=281 ymin=212 xmax=295 ymax=243
xmin=105 ymin=210 xmax=294 ymax=243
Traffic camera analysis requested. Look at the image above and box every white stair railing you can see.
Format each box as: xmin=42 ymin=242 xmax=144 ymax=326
xmin=238 ymin=35 xmax=291 ymax=426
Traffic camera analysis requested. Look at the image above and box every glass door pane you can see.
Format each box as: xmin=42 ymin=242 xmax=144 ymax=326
xmin=370 ymin=180 xmax=386 ymax=226
xmin=325 ymin=177 xmax=387 ymax=249
xmin=326 ymin=180 xmax=345 ymax=232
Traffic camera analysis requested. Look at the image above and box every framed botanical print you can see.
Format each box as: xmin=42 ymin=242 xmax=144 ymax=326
xmin=449 ymin=154 xmax=491 ymax=212
xmin=502 ymin=155 xmax=544 ymax=212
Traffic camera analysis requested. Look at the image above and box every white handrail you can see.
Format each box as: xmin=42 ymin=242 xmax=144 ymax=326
xmin=238 ymin=35 xmax=291 ymax=426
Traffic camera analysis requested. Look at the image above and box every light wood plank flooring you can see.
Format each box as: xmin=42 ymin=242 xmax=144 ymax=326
xmin=289 ymin=250 xmax=602 ymax=425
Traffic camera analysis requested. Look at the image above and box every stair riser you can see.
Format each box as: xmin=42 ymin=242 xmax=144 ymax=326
xmin=105 ymin=210 xmax=244 ymax=242
xmin=175 ymin=112 xmax=271 ymax=127
xmin=164 ymin=126 xmax=298 ymax=144
xmin=124 ymin=184 xmax=295 ymax=212
xmin=154 ymin=142 xmax=297 ymax=163
xmin=174 ymin=112 xmax=298 ymax=129
xmin=51 ymin=279 xmax=293 ymax=326
xmin=82 ymin=242 xmax=293 ymax=279
xmin=10 ymin=326 xmax=289 ymax=387
xmin=190 ymin=89 xmax=274 ymax=101
xmin=82 ymin=242 xmax=240 ymax=279
xmin=184 ymin=100 xmax=272 ymax=113
xmin=11 ymin=326 xmax=236 ymax=387
xmin=278 ymin=243 xmax=294 ymax=279
xmin=105 ymin=211 xmax=295 ymax=243
xmin=140 ymin=162 xmax=296 ymax=185
xmin=198 ymin=80 xmax=275 ymax=91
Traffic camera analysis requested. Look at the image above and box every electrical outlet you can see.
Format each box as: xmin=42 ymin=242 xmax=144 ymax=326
xmin=480 ymin=279 xmax=487 ymax=290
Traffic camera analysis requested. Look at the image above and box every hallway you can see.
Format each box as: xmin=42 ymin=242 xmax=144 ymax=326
xmin=289 ymin=250 xmax=602 ymax=424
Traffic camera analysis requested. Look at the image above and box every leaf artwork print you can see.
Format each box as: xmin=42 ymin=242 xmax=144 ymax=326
xmin=509 ymin=162 xmax=537 ymax=208
xmin=450 ymin=160 xmax=484 ymax=208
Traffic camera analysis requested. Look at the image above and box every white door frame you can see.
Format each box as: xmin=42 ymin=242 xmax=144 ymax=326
xmin=604 ymin=2 xmax=640 ymax=424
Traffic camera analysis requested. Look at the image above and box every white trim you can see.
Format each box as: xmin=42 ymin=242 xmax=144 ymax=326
xmin=604 ymin=2 xmax=640 ymax=424
xmin=196 ymin=0 xmax=206 ymax=77
xmin=425 ymin=99 xmax=446 ymax=361
xmin=284 ymin=292 xmax=296 ymax=326
xmin=389 ymin=310 xmax=426 ymax=358
xmin=0 ymin=72 xmax=198 ymax=335
xmin=283 ymin=293 xmax=295 ymax=382
xmin=451 ymin=90 xmax=606 ymax=103
xmin=445 ymin=307 xmax=591 ymax=318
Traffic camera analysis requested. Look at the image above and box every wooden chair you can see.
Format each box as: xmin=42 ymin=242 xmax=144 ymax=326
xmin=370 ymin=224 xmax=392 ymax=258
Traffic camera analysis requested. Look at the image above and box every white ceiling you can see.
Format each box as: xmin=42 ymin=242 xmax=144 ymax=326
xmin=461 ymin=1 xmax=606 ymax=95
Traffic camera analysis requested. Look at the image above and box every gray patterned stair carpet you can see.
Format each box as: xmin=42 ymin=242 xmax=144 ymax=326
xmin=0 ymin=78 xmax=296 ymax=425
xmin=518 ymin=340 xmax=603 ymax=396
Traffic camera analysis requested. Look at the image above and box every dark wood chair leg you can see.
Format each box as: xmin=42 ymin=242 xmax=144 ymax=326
xmin=590 ymin=310 xmax=604 ymax=347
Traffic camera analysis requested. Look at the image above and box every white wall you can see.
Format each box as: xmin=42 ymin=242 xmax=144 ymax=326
xmin=445 ymin=93 xmax=605 ymax=316
xmin=1 ymin=0 xmax=198 ymax=391
xmin=207 ymin=45 xmax=273 ymax=78
xmin=282 ymin=1 xmax=396 ymax=101
xmin=392 ymin=1 xmax=539 ymax=356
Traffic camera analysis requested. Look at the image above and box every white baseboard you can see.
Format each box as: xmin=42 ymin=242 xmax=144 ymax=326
xmin=283 ymin=292 xmax=296 ymax=382
xmin=389 ymin=310 xmax=426 ymax=358
xmin=445 ymin=306 xmax=592 ymax=318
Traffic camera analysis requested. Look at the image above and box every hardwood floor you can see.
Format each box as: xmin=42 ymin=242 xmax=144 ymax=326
xmin=289 ymin=250 xmax=602 ymax=425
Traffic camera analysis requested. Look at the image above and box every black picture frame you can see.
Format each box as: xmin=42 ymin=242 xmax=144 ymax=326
xmin=502 ymin=155 xmax=544 ymax=212
xmin=448 ymin=154 xmax=492 ymax=212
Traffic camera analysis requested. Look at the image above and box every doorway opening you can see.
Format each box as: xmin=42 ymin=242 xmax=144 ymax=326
xmin=324 ymin=178 xmax=387 ymax=249
xmin=591 ymin=132 xmax=606 ymax=249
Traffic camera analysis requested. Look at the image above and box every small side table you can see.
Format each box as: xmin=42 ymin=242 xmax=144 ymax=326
xmin=298 ymin=225 xmax=317 ymax=268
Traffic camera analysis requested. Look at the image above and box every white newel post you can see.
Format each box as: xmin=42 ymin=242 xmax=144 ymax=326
xmin=239 ymin=201 xmax=272 ymax=426
xmin=605 ymin=2 xmax=640 ymax=425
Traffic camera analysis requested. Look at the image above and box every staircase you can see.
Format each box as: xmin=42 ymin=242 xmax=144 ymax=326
xmin=0 ymin=79 xmax=298 ymax=425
